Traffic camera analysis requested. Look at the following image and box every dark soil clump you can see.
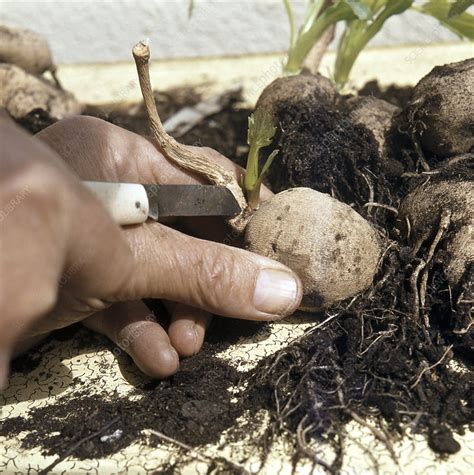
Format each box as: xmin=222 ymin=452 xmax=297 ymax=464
xmin=244 ymin=246 xmax=473 ymax=469
xmin=1 ymin=319 xmax=266 ymax=464
xmin=2 ymin=354 xmax=242 ymax=458
xmin=267 ymin=97 xmax=398 ymax=230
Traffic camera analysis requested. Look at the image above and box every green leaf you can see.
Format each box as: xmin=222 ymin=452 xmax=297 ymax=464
xmin=416 ymin=1 xmax=474 ymax=40
xmin=343 ymin=0 xmax=373 ymax=20
xmin=300 ymin=0 xmax=326 ymax=35
xmin=448 ymin=0 xmax=474 ymax=18
xmin=244 ymin=108 xmax=278 ymax=208
xmin=247 ymin=108 xmax=277 ymax=149
xmin=260 ymin=149 xmax=279 ymax=179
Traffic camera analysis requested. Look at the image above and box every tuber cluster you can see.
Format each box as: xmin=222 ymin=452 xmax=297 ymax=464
xmin=0 ymin=25 xmax=81 ymax=127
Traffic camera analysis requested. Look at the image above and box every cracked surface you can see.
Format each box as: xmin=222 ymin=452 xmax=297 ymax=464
xmin=1 ymin=316 xmax=473 ymax=474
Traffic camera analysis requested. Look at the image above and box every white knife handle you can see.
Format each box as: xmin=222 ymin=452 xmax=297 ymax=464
xmin=83 ymin=181 xmax=149 ymax=225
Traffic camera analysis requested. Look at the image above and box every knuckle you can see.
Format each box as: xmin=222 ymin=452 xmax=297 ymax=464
xmin=196 ymin=250 xmax=238 ymax=306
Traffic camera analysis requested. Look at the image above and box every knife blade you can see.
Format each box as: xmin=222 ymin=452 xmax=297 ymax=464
xmin=83 ymin=181 xmax=241 ymax=226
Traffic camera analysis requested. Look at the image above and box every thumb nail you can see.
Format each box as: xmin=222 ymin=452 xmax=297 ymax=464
xmin=253 ymin=268 xmax=301 ymax=318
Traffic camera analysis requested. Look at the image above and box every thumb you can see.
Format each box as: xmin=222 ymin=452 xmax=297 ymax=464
xmin=119 ymin=223 xmax=303 ymax=321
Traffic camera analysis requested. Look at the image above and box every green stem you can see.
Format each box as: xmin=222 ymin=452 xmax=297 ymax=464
xmin=334 ymin=20 xmax=367 ymax=89
xmin=334 ymin=0 xmax=413 ymax=89
xmin=283 ymin=0 xmax=296 ymax=49
xmin=285 ymin=2 xmax=355 ymax=74
xmin=243 ymin=144 xmax=260 ymax=208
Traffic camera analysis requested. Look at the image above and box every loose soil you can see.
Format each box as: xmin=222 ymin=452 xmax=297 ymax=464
xmin=3 ymin=82 xmax=472 ymax=473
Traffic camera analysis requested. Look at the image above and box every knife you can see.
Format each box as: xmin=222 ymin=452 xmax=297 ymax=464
xmin=83 ymin=181 xmax=241 ymax=225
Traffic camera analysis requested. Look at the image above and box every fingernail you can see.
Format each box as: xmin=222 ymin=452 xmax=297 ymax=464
xmin=254 ymin=269 xmax=300 ymax=317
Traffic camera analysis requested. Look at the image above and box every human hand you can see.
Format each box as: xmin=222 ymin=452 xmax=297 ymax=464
xmin=0 ymin=115 xmax=302 ymax=386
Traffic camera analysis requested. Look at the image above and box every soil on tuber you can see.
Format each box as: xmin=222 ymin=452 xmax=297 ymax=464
xmin=406 ymin=58 xmax=474 ymax=159
xmin=262 ymin=73 xmax=399 ymax=231
xmin=0 ymin=64 xmax=81 ymax=125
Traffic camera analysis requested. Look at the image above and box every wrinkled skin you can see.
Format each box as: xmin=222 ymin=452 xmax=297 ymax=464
xmin=0 ymin=115 xmax=303 ymax=387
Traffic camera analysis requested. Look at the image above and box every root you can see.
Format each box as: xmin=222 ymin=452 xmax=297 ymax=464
xmin=147 ymin=429 xmax=250 ymax=474
xmin=418 ymin=210 xmax=451 ymax=321
xmin=38 ymin=416 xmax=120 ymax=475
xmin=361 ymin=173 xmax=375 ymax=217
xmin=345 ymin=433 xmax=380 ymax=475
xmin=132 ymin=40 xmax=249 ymax=232
xmin=50 ymin=67 xmax=63 ymax=90
xmin=413 ymin=139 xmax=431 ymax=172
xmin=296 ymin=416 xmax=335 ymax=473
xmin=363 ymin=202 xmax=398 ymax=215
xmin=348 ymin=410 xmax=397 ymax=462
xmin=409 ymin=345 xmax=453 ymax=389
xmin=335 ymin=380 xmax=397 ymax=463
xmin=410 ymin=210 xmax=451 ymax=326
xmin=410 ymin=259 xmax=425 ymax=318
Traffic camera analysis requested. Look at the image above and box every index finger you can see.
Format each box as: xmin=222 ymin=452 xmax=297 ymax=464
xmin=37 ymin=116 xmax=274 ymax=200
xmin=38 ymin=116 xmax=273 ymax=242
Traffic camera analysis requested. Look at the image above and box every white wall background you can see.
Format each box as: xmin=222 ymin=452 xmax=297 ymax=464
xmin=0 ymin=0 xmax=465 ymax=65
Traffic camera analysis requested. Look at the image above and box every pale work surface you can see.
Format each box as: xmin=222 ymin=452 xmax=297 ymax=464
xmin=1 ymin=316 xmax=473 ymax=474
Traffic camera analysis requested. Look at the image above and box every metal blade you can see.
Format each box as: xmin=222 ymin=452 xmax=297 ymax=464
xmin=143 ymin=184 xmax=241 ymax=220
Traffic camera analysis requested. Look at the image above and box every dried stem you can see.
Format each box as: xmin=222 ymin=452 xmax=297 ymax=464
xmin=132 ymin=40 xmax=250 ymax=233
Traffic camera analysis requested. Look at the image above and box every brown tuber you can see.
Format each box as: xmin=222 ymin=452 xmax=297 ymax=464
xmin=0 ymin=64 xmax=81 ymax=121
xmin=406 ymin=58 xmax=474 ymax=158
xmin=256 ymin=72 xmax=337 ymax=117
xmin=0 ymin=25 xmax=56 ymax=76
xmin=346 ymin=95 xmax=399 ymax=160
xmin=399 ymin=159 xmax=473 ymax=287
xmin=245 ymin=188 xmax=383 ymax=311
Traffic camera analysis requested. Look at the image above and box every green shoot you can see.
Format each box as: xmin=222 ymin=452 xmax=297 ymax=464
xmin=283 ymin=0 xmax=473 ymax=90
xmin=284 ymin=0 xmax=360 ymax=74
xmin=243 ymin=109 xmax=279 ymax=209
xmin=283 ymin=0 xmax=296 ymax=50
xmin=448 ymin=0 xmax=474 ymax=18
xmin=334 ymin=0 xmax=413 ymax=89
